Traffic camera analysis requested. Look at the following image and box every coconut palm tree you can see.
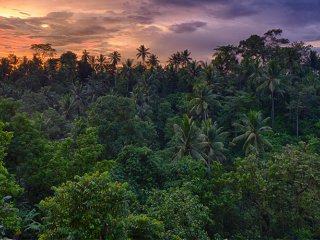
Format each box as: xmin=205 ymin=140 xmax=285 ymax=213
xmin=96 ymin=54 xmax=107 ymax=72
xmin=59 ymin=94 xmax=76 ymax=120
xmin=168 ymin=52 xmax=182 ymax=68
xmin=146 ymin=54 xmax=159 ymax=70
xmin=107 ymin=51 xmax=121 ymax=88
xmin=201 ymin=119 xmax=228 ymax=168
xmin=81 ymin=50 xmax=90 ymax=63
xmin=173 ymin=115 xmax=204 ymax=161
xmin=181 ymin=49 xmax=192 ymax=66
xmin=187 ymin=60 xmax=202 ymax=77
xmin=189 ymin=83 xmax=220 ymax=120
xmin=136 ymin=45 xmax=150 ymax=65
xmin=121 ymin=59 xmax=135 ymax=94
xmin=232 ymin=110 xmax=272 ymax=156
xmin=257 ymin=60 xmax=283 ymax=128
xmin=108 ymin=51 xmax=121 ymax=67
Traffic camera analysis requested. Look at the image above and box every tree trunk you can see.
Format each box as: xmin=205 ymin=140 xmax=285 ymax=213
xmin=99 ymin=222 xmax=109 ymax=240
xmin=271 ymin=91 xmax=275 ymax=129
xmin=296 ymin=110 xmax=299 ymax=137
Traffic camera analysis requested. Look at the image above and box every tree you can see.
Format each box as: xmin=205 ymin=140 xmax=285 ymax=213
xmin=120 ymin=59 xmax=135 ymax=94
xmin=126 ymin=214 xmax=164 ymax=240
xmin=187 ymin=60 xmax=202 ymax=78
xmin=88 ymin=95 xmax=157 ymax=158
xmin=146 ymin=187 xmax=210 ymax=240
xmin=0 ymin=162 xmax=22 ymax=239
xmin=59 ymin=51 xmax=78 ymax=82
xmin=258 ymin=59 xmax=283 ymax=128
xmin=30 ymin=43 xmax=56 ymax=59
xmin=189 ymin=82 xmax=220 ymax=120
xmin=78 ymin=50 xmax=93 ymax=82
xmin=146 ymin=54 xmax=159 ymax=70
xmin=0 ymin=57 xmax=12 ymax=81
xmin=173 ymin=115 xmax=204 ymax=161
xmin=238 ymin=34 xmax=266 ymax=62
xmin=181 ymin=49 xmax=192 ymax=66
xmin=136 ymin=45 xmax=150 ymax=65
xmin=201 ymin=119 xmax=228 ymax=167
xmin=234 ymin=145 xmax=320 ymax=238
xmin=0 ymin=97 xmax=19 ymax=122
xmin=113 ymin=145 xmax=162 ymax=198
xmin=168 ymin=52 xmax=182 ymax=68
xmin=286 ymin=87 xmax=305 ymax=137
xmin=213 ymin=45 xmax=238 ymax=76
xmin=108 ymin=51 xmax=121 ymax=68
xmin=96 ymin=54 xmax=107 ymax=73
xmin=267 ymin=144 xmax=320 ymax=238
xmin=0 ymin=121 xmax=22 ymax=238
xmin=6 ymin=114 xmax=47 ymax=176
xmin=39 ymin=171 xmax=134 ymax=240
xmin=81 ymin=50 xmax=90 ymax=63
xmin=232 ymin=111 xmax=272 ymax=156
xmin=23 ymin=126 xmax=103 ymax=202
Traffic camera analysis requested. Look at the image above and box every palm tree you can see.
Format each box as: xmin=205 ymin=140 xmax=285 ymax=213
xmin=187 ymin=60 xmax=202 ymax=77
xmin=168 ymin=52 xmax=182 ymax=68
xmin=286 ymin=85 xmax=308 ymax=137
xmin=121 ymin=59 xmax=135 ymax=94
xmin=173 ymin=115 xmax=204 ymax=161
xmin=232 ymin=110 xmax=272 ymax=156
xmin=181 ymin=49 xmax=192 ymax=66
xmin=88 ymin=56 xmax=96 ymax=71
xmin=122 ymin=58 xmax=134 ymax=68
xmin=136 ymin=45 xmax=150 ymax=65
xmin=189 ymin=83 xmax=220 ymax=120
xmin=81 ymin=50 xmax=90 ymax=63
xmin=96 ymin=54 xmax=107 ymax=72
xmin=146 ymin=54 xmax=159 ymax=69
xmin=257 ymin=60 xmax=282 ymax=128
xmin=108 ymin=51 xmax=121 ymax=67
xmin=59 ymin=94 xmax=76 ymax=120
xmin=201 ymin=119 xmax=228 ymax=168
xmin=71 ymin=80 xmax=88 ymax=113
xmin=107 ymin=51 xmax=121 ymax=88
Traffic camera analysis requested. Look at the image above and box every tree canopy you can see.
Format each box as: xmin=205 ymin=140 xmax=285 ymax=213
xmin=0 ymin=29 xmax=320 ymax=239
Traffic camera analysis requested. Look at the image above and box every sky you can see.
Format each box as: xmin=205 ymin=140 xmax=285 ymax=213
xmin=0 ymin=0 xmax=320 ymax=62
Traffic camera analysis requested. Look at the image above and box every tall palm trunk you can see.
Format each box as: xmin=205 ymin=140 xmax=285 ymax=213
xmin=296 ymin=109 xmax=299 ymax=137
xmin=271 ymin=91 xmax=275 ymax=129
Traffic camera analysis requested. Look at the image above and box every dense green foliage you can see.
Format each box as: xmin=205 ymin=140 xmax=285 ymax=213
xmin=0 ymin=29 xmax=320 ymax=239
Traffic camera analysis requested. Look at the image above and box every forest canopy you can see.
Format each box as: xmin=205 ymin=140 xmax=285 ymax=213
xmin=0 ymin=29 xmax=320 ymax=240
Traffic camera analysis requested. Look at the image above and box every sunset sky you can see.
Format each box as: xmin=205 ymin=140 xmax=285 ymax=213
xmin=0 ymin=0 xmax=319 ymax=61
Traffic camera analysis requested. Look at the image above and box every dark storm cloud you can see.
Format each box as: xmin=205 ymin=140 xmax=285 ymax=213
xmin=207 ymin=2 xmax=259 ymax=19
xmin=275 ymin=0 xmax=320 ymax=26
xmin=149 ymin=0 xmax=261 ymax=20
xmin=151 ymin=0 xmax=320 ymax=25
xmin=169 ymin=21 xmax=207 ymax=33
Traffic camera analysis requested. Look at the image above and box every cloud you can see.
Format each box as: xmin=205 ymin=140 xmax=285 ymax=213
xmin=128 ymin=15 xmax=154 ymax=24
xmin=207 ymin=2 xmax=259 ymax=19
xmin=0 ymin=22 xmax=15 ymax=30
xmin=19 ymin=12 xmax=31 ymax=16
xmin=46 ymin=11 xmax=74 ymax=19
xmin=150 ymin=0 xmax=227 ymax=7
xmin=1 ymin=0 xmax=320 ymax=60
xmin=169 ymin=21 xmax=207 ymax=33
